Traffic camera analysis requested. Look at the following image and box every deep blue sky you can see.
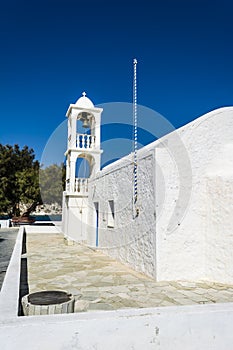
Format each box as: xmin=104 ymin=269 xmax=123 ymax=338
xmin=0 ymin=0 xmax=233 ymax=161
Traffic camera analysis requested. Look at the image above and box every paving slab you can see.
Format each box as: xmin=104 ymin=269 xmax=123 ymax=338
xmin=25 ymin=231 xmax=233 ymax=313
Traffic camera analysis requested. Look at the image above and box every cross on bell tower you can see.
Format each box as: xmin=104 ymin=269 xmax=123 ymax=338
xmin=62 ymin=92 xmax=103 ymax=242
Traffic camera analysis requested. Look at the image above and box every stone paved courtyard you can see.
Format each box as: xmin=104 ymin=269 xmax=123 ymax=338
xmin=25 ymin=231 xmax=233 ymax=313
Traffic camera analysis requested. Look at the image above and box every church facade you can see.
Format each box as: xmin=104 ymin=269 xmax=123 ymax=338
xmin=62 ymin=93 xmax=233 ymax=285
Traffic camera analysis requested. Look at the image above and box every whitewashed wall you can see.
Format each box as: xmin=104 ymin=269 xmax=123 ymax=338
xmin=62 ymin=196 xmax=88 ymax=242
xmin=88 ymin=153 xmax=157 ymax=278
xmin=88 ymin=107 xmax=233 ymax=283
xmin=160 ymin=107 xmax=233 ymax=282
xmin=0 ymin=220 xmax=11 ymax=228
xmin=2 ymin=304 xmax=233 ymax=350
xmin=205 ymin=144 xmax=233 ymax=284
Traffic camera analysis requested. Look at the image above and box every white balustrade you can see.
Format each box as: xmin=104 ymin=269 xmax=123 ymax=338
xmin=74 ymin=178 xmax=88 ymax=194
xmin=76 ymin=134 xmax=96 ymax=149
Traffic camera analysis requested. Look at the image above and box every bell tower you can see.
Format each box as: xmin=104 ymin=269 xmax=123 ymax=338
xmin=62 ymin=92 xmax=103 ymax=242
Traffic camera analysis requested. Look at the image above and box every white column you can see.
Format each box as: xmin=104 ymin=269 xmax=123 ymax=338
xmin=70 ymin=154 xmax=76 ymax=192
xmin=70 ymin=114 xmax=77 ymax=148
xmin=65 ymin=157 xmax=70 ymax=191
xmin=93 ymin=112 xmax=100 ymax=149
xmin=68 ymin=118 xmax=71 ymax=148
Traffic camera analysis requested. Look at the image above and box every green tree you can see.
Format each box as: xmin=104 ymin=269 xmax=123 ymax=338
xmin=39 ymin=163 xmax=65 ymax=206
xmin=0 ymin=144 xmax=41 ymax=217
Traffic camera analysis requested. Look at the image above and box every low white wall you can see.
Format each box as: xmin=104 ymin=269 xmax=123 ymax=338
xmin=1 ymin=303 xmax=233 ymax=350
xmin=26 ymin=225 xmax=62 ymax=234
xmin=0 ymin=226 xmax=22 ymax=320
xmin=0 ymin=219 xmax=11 ymax=228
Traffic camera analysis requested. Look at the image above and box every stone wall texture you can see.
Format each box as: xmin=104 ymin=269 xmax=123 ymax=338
xmin=88 ymin=154 xmax=156 ymax=278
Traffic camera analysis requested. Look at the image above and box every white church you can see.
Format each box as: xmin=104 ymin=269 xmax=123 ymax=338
xmin=1 ymin=90 xmax=233 ymax=350
xmin=62 ymin=92 xmax=233 ymax=285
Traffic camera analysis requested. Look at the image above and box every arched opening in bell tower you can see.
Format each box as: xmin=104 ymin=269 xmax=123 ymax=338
xmin=76 ymin=111 xmax=96 ymax=149
xmin=73 ymin=153 xmax=95 ymax=194
xmin=76 ymin=153 xmax=95 ymax=177
xmin=75 ymin=157 xmax=91 ymax=178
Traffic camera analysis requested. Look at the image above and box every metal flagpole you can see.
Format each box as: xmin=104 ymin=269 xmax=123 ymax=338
xmin=133 ymin=58 xmax=138 ymax=214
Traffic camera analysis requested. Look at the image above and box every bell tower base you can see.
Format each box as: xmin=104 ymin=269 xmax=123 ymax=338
xmin=62 ymin=193 xmax=88 ymax=243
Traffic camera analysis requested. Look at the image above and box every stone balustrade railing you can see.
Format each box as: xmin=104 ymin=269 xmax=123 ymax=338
xmin=66 ymin=178 xmax=88 ymax=194
xmin=76 ymin=134 xmax=95 ymax=149
xmin=74 ymin=178 xmax=88 ymax=194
